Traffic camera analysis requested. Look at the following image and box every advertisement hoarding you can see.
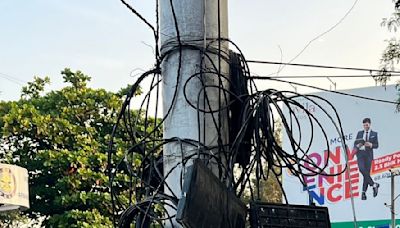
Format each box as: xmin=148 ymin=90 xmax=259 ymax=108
xmin=283 ymin=85 xmax=400 ymax=228
xmin=0 ymin=163 xmax=29 ymax=211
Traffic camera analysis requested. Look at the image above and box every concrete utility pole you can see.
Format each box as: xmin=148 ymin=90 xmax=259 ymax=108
xmin=160 ymin=0 xmax=229 ymax=226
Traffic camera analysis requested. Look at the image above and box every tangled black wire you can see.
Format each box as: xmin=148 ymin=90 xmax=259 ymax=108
xmin=107 ymin=1 xmax=352 ymax=227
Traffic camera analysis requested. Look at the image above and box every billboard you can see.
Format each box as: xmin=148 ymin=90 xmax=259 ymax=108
xmin=283 ymin=85 xmax=400 ymax=228
xmin=0 ymin=163 xmax=29 ymax=211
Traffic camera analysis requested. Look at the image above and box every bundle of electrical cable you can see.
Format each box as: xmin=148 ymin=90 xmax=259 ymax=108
xmin=107 ymin=1 xmax=351 ymax=227
xmin=106 ymin=50 xmax=352 ymax=227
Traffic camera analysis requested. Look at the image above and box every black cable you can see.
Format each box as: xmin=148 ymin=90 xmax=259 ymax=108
xmin=281 ymin=0 xmax=359 ymax=71
xmin=252 ymin=74 xmax=400 ymax=79
xmin=119 ymin=0 xmax=157 ymax=38
xmin=0 ymin=72 xmax=26 ymax=86
xmin=111 ymin=2 xmax=364 ymax=227
xmin=265 ymin=77 xmax=400 ymax=105
xmin=247 ymin=59 xmax=400 ymax=73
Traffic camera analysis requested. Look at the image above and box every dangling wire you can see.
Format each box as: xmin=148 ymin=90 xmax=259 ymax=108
xmin=109 ymin=1 xmax=359 ymax=227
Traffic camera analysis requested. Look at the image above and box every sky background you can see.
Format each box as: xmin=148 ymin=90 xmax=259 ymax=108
xmin=0 ymin=0 xmax=397 ymax=101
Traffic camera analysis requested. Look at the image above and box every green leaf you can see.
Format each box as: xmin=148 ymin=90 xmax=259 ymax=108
xmin=0 ymin=68 xmax=159 ymax=226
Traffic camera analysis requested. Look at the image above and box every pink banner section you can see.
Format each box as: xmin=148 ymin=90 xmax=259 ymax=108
xmin=371 ymin=151 xmax=400 ymax=175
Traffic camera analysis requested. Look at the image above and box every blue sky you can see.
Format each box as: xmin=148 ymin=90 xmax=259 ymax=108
xmin=0 ymin=0 xmax=395 ymax=100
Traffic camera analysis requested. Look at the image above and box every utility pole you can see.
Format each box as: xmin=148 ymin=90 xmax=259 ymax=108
xmin=390 ymin=169 xmax=400 ymax=228
xmin=391 ymin=171 xmax=395 ymax=228
xmin=160 ymin=0 xmax=229 ymax=226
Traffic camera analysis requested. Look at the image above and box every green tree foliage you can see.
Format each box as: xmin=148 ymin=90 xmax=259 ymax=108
xmin=241 ymin=121 xmax=283 ymax=204
xmin=257 ymin=120 xmax=283 ymax=203
xmin=380 ymin=0 xmax=400 ymax=110
xmin=0 ymin=69 xmax=144 ymax=227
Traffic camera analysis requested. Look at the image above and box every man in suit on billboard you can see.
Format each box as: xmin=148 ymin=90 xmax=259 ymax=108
xmin=354 ymin=118 xmax=379 ymax=200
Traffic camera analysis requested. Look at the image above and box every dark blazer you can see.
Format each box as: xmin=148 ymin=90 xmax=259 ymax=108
xmin=354 ymin=130 xmax=378 ymax=157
